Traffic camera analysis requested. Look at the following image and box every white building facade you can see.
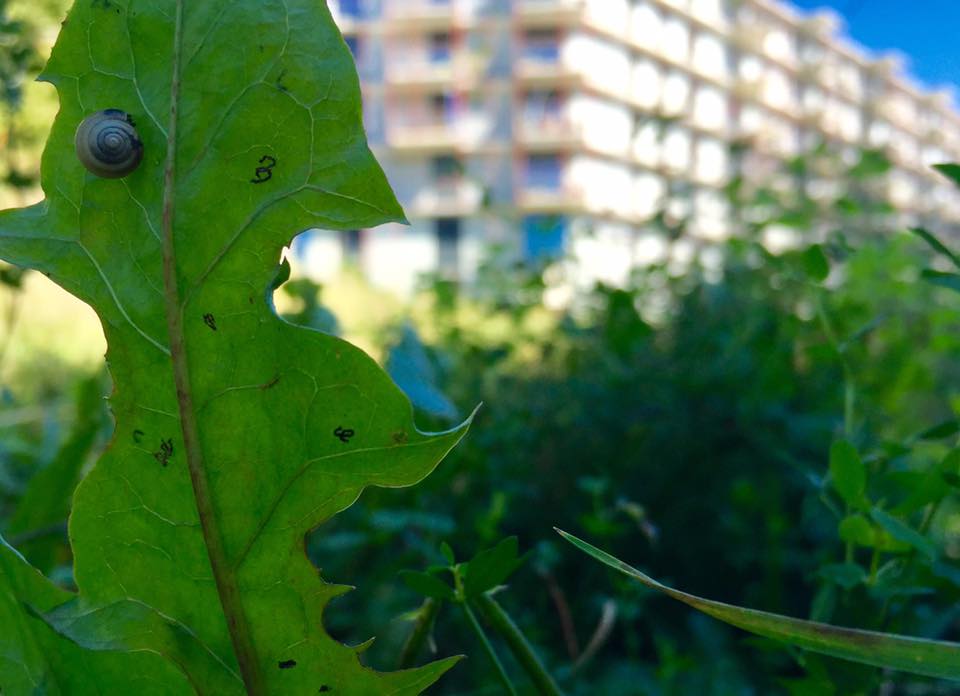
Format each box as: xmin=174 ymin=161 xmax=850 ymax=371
xmin=299 ymin=0 xmax=960 ymax=294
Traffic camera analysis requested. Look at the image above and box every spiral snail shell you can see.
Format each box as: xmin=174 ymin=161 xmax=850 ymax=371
xmin=75 ymin=109 xmax=144 ymax=179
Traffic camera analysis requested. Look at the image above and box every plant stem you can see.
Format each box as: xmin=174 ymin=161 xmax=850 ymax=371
xmin=474 ymin=593 xmax=564 ymax=696
xmin=398 ymin=598 xmax=440 ymax=669
xmin=160 ymin=2 xmax=263 ymax=693
xmin=571 ymin=599 xmax=617 ymax=676
xmin=461 ymin=601 xmax=517 ymax=696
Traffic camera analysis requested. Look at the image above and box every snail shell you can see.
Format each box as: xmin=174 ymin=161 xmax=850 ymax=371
xmin=75 ymin=109 xmax=144 ymax=179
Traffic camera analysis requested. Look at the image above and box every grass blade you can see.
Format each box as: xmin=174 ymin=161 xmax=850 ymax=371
xmin=557 ymin=529 xmax=960 ymax=681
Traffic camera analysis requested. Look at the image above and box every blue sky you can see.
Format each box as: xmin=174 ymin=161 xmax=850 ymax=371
xmin=789 ymin=0 xmax=960 ymax=91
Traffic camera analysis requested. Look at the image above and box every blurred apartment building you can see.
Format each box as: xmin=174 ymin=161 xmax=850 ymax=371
xmin=299 ymin=0 xmax=960 ymax=293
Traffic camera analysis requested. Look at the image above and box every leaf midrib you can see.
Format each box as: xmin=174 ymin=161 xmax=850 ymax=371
xmin=159 ymin=2 xmax=262 ymax=694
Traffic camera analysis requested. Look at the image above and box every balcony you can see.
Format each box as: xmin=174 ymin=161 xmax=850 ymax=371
xmin=517 ymin=184 xmax=585 ymax=216
xmin=514 ymin=0 xmax=584 ymax=28
xmin=382 ymin=0 xmax=464 ymax=32
xmin=410 ymin=178 xmax=486 ymax=217
xmin=515 ymin=59 xmax=580 ymax=88
xmin=386 ymin=113 xmax=496 ymax=153
xmin=385 ymin=54 xmax=488 ymax=90
xmin=516 ymin=116 xmax=584 ymax=151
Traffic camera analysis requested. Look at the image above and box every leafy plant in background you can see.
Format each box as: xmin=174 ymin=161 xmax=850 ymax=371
xmin=399 ymin=536 xmax=562 ymax=696
xmin=327 ymin=149 xmax=960 ymax=693
xmin=0 ymin=0 xmax=471 ymax=693
xmin=0 ymin=0 xmax=40 ymax=197
xmin=554 ymin=165 xmax=960 ymax=692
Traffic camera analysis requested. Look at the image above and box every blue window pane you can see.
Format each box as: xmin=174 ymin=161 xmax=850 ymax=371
xmin=523 ymin=215 xmax=566 ymax=261
xmin=526 ymin=154 xmax=562 ymax=190
xmin=523 ymin=30 xmax=559 ymax=62
xmin=429 ymin=33 xmax=451 ymax=63
xmin=339 ymin=0 xmax=362 ymax=18
xmin=436 ymin=218 xmax=461 ymax=275
xmin=430 ymin=93 xmax=455 ymax=122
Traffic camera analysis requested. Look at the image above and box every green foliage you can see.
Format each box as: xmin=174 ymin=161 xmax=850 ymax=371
xmin=829 ymin=440 xmax=865 ymax=509
xmin=3 ymin=5 xmax=960 ymax=695
xmin=399 ymin=537 xmax=561 ymax=695
xmin=557 ymin=529 xmax=960 ymax=681
xmin=0 ymin=1 xmax=468 ymax=693
xmin=330 ymin=161 xmax=960 ymax=691
xmin=0 ymin=536 xmax=191 ymax=694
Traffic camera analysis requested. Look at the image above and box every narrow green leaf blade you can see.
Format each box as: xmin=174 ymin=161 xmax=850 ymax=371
xmin=920 ymin=269 xmax=960 ymax=294
xmin=557 ymin=529 xmax=960 ymax=681
xmin=910 ymin=227 xmax=960 ymax=270
xmin=933 ymin=164 xmax=960 ymax=190
xmin=916 ymin=420 xmax=960 ymax=441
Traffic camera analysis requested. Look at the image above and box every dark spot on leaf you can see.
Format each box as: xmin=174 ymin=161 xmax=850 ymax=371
xmin=319 ymin=687 xmax=331 ymax=693
xmin=278 ymin=660 xmax=297 ymax=669
xmin=334 ymin=426 xmax=355 ymax=443
xmin=133 ymin=429 xmax=144 ymax=444
xmin=260 ymin=374 xmax=281 ymax=390
xmin=203 ymin=313 xmax=217 ymax=331
xmin=276 ymin=69 xmax=290 ymax=93
xmin=392 ymin=431 xmax=408 ymax=444
xmin=153 ymin=438 xmax=174 ymax=467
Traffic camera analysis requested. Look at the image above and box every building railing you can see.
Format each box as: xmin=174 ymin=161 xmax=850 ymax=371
xmin=386 ymin=113 xmax=496 ymax=151
xmin=516 ymin=115 xmax=583 ymax=149
xmin=410 ymin=178 xmax=486 ymax=217
xmin=384 ymin=53 xmax=489 ymax=88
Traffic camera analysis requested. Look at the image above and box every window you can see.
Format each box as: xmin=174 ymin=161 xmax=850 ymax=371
xmin=523 ymin=29 xmax=560 ymax=62
xmin=428 ymin=32 xmax=452 ymax=63
xmin=436 ymin=218 xmax=461 ymax=277
xmin=344 ymin=35 xmax=360 ymax=58
xmin=524 ymin=90 xmax=563 ymax=123
xmin=431 ymin=155 xmax=462 ymax=181
xmin=662 ymin=71 xmax=690 ymax=115
xmin=660 ymin=17 xmax=690 ymax=64
xmin=429 ymin=92 xmax=455 ymax=122
xmin=526 ymin=154 xmax=562 ymax=190
xmin=691 ymin=33 xmax=727 ymax=79
xmin=341 ymin=229 xmax=362 ymax=264
xmin=523 ymin=215 xmax=566 ymax=261
xmin=339 ymin=0 xmax=362 ymax=19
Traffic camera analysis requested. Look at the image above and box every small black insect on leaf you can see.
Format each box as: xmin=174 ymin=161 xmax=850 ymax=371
xmin=318 ymin=687 xmax=331 ymax=693
xmin=334 ymin=426 xmax=355 ymax=444
xmin=203 ymin=313 xmax=217 ymax=331
xmin=278 ymin=660 xmax=297 ymax=670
